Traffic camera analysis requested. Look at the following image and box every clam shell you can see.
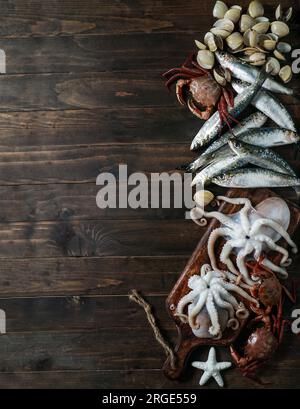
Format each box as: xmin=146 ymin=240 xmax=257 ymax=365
xmin=226 ymin=31 xmax=244 ymax=51
xmin=213 ymin=18 xmax=234 ymax=32
xmin=252 ymin=21 xmax=270 ymax=34
xmin=271 ymin=21 xmax=289 ymax=38
xmin=277 ymin=42 xmax=292 ymax=53
xmin=275 ymin=4 xmax=282 ymax=21
xmin=213 ymin=1 xmax=228 ymax=19
xmin=266 ymin=57 xmax=281 ymax=75
xmin=204 ymin=32 xmax=217 ymax=52
xmin=255 ymin=16 xmax=269 ymax=23
xmin=213 ymin=69 xmax=226 ymax=86
xmin=197 ymin=49 xmax=215 ymax=69
xmin=243 ymin=29 xmax=258 ymax=47
xmin=240 ymin=14 xmax=255 ymax=32
xmin=262 ymin=39 xmax=277 ymax=51
xmin=249 ymin=51 xmax=266 ymax=66
xmin=224 ymin=7 xmax=241 ymax=23
xmin=283 ymin=7 xmax=293 ymax=22
xmin=195 ymin=40 xmax=207 ymax=50
xmin=279 ymin=65 xmax=292 ymax=83
xmin=248 ymin=1 xmax=264 ymax=19
xmin=274 ymin=49 xmax=286 ymax=61
xmin=268 ymin=33 xmax=279 ymax=41
xmin=210 ymin=27 xmax=231 ymax=39
xmin=204 ymin=32 xmax=223 ymax=52
xmin=194 ymin=190 xmax=215 ymax=207
xmin=231 ymin=5 xmax=242 ymax=11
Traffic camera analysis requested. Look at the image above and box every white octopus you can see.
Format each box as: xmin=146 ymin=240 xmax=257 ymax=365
xmin=175 ymin=264 xmax=258 ymax=338
xmin=191 ymin=196 xmax=298 ymax=285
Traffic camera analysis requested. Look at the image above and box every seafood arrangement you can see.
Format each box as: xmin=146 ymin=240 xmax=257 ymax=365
xmin=163 ymin=0 xmax=299 ymax=194
xmin=161 ymin=1 xmax=300 ymax=388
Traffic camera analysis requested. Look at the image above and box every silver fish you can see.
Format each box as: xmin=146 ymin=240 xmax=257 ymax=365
xmin=212 ymin=168 xmax=300 ymax=188
xmin=237 ymin=128 xmax=300 ymax=147
xmin=191 ymin=69 xmax=267 ymax=150
xmin=232 ymin=79 xmax=297 ymax=132
xmin=185 ymin=144 xmax=232 ymax=172
xmin=216 ymin=51 xmax=293 ymax=95
xmin=191 ymin=154 xmax=247 ymax=186
xmin=201 ymin=112 xmax=268 ymax=157
xmin=228 ymin=138 xmax=296 ymax=176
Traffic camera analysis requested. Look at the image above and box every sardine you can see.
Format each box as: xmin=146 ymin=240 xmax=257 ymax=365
xmin=200 ymin=112 xmax=268 ymax=157
xmin=191 ymin=69 xmax=267 ymax=150
xmin=184 ymin=144 xmax=232 ymax=172
xmin=212 ymin=168 xmax=300 ymax=188
xmin=232 ymin=79 xmax=297 ymax=132
xmin=228 ymin=138 xmax=296 ymax=176
xmin=191 ymin=155 xmax=247 ymax=186
xmin=216 ymin=51 xmax=293 ymax=95
xmin=237 ymin=128 xmax=300 ymax=147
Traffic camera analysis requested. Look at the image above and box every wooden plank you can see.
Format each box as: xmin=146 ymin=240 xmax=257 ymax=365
xmin=0 ymin=182 xmax=297 ymax=223
xmin=0 ymin=34 xmax=195 ymax=73
xmin=0 ymin=0 xmax=297 ymax=37
xmin=0 ymin=289 xmax=297 ymax=383
xmin=0 ymin=256 xmax=187 ymax=297
xmin=0 ymin=71 xmax=298 ymax=113
xmin=0 ymin=141 xmax=299 ymax=187
xmin=0 ymin=328 xmax=298 ymax=374
xmin=0 ymin=107 xmax=299 ymax=148
xmin=0 ymin=32 xmax=299 ymax=74
xmin=0 ymin=295 xmax=174 ymax=331
xmin=0 ymin=219 xmax=203 ymax=258
xmin=0 ymin=144 xmax=194 ymax=184
xmin=0 ymin=366 xmax=299 ymax=389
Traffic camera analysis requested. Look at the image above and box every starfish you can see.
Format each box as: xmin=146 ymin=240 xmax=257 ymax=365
xmin=192 ymin=347 xmax=232 ymax=387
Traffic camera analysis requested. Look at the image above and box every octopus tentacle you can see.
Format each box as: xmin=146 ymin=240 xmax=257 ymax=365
xmin=222 ymin=282 xmax=259 ymax=306
xmin=217 ymin=196 xmax=252 ymax=233
xmin=212 ymin=290 xmax=235 ymax=318
xmin=260 ymin=257 xmax=288 ymax=279
xmin=250 ymin=218 xmax=298 ymax=253
xmin=212 ymin=284 xmax=239 ymax=309
xmin=235 ymin=242 xmax=255 ymax=284
xmin=192 ymin=205 xmax=240 ymax=230
xmin=188 ymin=290 xmax=208 ymax=328
xmin=206 ymin=293 xmax=221 ymax=337
xmin=253 ymin=234 xmax=290 ymax=266
xmin=219 ymin=239 xmax=246 ymax=276
xmin=176 ymin=289 xmax=200 ymax=316
xmin=207 ymin=227 xmax=233 ymax=274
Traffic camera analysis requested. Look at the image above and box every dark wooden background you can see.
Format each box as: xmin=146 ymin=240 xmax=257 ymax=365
xmin=0 ymin=0 xmax=299 ymax=389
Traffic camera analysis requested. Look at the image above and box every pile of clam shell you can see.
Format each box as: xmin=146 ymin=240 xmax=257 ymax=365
xmin=196 ymin=1 xmax=293 ymax=84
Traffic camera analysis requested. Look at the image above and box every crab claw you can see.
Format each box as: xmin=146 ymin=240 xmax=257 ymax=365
xmin=176 ymin=79 xmax=188 ymax=105
xmin=187 ymin=98 xmax=213 ymax=120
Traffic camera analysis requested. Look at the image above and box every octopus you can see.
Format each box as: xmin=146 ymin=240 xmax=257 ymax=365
xmin=175 ymin=264 xmax=257 ymax=338
xmin=191 ymin=196 xmax=298 ymax=285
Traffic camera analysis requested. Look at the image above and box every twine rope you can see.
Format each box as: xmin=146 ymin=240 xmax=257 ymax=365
xmin=128 ymin=289 xmax=176 ymax=369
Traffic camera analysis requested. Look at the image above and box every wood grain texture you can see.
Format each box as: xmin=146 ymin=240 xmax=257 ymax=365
xmin=0 ymin=0 xmax=298 ymax=389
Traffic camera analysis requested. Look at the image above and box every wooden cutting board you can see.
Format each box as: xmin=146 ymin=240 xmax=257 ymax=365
xmin=163 ymin=188 xmax=300 ymax=380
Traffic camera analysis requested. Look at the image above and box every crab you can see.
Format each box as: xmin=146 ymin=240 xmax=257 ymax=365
xmin=162 ymin=53 xmax=235 ymax=125
xmin=230 ymin=260 xmax=296 ymax=378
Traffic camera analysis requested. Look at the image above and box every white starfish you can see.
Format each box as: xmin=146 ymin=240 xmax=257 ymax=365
xmin=192 ymin=347 xmax=231 ymax=387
